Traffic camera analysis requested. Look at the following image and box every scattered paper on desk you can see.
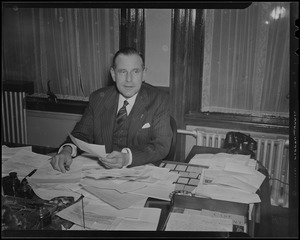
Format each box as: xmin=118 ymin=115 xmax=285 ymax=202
xmin=57 ymin=199 xmax=161 ymax=230
xmin=68 ymin=133 xmax=106 ymax=158
xmin=190 ymin=153 xmax=252 ymax=170
xmin=2 ymin=149 xmax=50 ymax=177
xmin=84 ymin=167 xmax=149 ymax=181
xmin=111 ymin=208 xmax=161 ymax=230
xmin=194 ymin=184 xmax=261 ymax=204
xmin=82 ymin=185 xmax=147 ymax=209
xmin=224 ymin=162 xmax=254 ymax=175
xmin=165 ymin=212 xmax=233 ymax=231
xmin=130 ymin=180 xmax=176 ymax=201
xmin=83 ymin=164 xmax=172 ymax=182
xmin=201 ymin=168 xmax=265 ymax=193
xmin=82 ymin=178 xmax=147 ymax=193
xmin=2 ymin=145 xmax=32 ymax=162
xmin=29 ymin=157 xmax=83 ymax=184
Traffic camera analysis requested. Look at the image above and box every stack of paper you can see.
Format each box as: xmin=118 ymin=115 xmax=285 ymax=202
xmin=2 ymin=149 xmax=50 ymax=178
xmin=1 ymin=141 xmax=179 ymax=231
xmin=56 ymin=198 xmax=162 ymax=230
xmin=80 ymin=164 xmax=179 ymax=209
xmin=190 ymin=153 xmax=265 ymax=204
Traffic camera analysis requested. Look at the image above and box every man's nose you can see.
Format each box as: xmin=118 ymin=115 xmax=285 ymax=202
xmin=126 ymin=73 xmax=133 ymax=82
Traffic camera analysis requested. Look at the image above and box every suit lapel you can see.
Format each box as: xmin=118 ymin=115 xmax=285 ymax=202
xmin=101 ymin=89 xmax=118 ymax=152
xmin=128 ymin=86 xmax=148 ymax=141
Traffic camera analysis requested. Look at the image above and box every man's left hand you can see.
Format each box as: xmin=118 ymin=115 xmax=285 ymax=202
xmin=99 ymin=151 xmax=129 ymax=169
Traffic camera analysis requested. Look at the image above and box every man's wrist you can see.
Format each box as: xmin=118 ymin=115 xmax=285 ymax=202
xmin=121 ymin=148 xmax=132 ymax=167
xmin=62 ymin=145 xmax=72 ymax=154
xmin=58 ymin=143 xmax=77 ymax=157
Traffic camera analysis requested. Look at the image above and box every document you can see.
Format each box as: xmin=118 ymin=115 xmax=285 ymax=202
xmin=28 ymin=157 xmax=83 ymax=184
xmin=82 ymin=185 xmax=147 ymax=209
xmin=68 ymin=133 xmax=106 ymax=158
xmin=201 ymin=168 xmax=265 ymax=193
xmin=130 ymin=180 xmax=176 ymax=201
xmin=2 ymin=145 xmax=32 ymax=162
xmin=57 ymin=199 xmax=161 ymax=230
xmin=194 ymin=184 xmax=261 ymax=204
xmin=81 ymin=178 xmax=147 ymax=193
xmin=165 ymin=212 xmax=233 ymax=231
xmin=190 ymin=153 xmax=252 ymax=170
xmin=2 ymin=149 xmax=50 ymax=177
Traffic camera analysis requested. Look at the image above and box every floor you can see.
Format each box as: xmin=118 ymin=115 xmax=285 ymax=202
xmin=271 ymin=206 xmax=290 ymax=237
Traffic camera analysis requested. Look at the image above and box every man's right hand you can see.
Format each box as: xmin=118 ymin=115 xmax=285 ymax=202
xmin=50 ymin=146 xmax=73 ymax=173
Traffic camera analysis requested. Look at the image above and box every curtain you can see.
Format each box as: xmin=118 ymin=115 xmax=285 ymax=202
xmin=170 ymin=9 xmax=204 ymax=162
xmin=2 ymin=8 xmax=119 ymax=100
xmin=202 ymin=2 xmax=289 ymax=117
xmin=120 ymin=8 xmax=145 ymax=57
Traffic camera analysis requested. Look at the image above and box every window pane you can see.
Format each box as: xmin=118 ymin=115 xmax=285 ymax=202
xmin=202 ymin=2 xmax=289 ymax=117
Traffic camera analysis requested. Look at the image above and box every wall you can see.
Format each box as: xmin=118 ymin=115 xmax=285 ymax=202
xmin=145 ymin=9 xmax=171 ymax=87
xmin=26 ymin=110 xmax=82 ymax=148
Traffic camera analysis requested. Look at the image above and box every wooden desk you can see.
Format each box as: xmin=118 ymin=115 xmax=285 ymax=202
xmin=184 ymin=145 xmax=272 ymax=237
xmin=2 ymin=144 xmax=271 ymax=237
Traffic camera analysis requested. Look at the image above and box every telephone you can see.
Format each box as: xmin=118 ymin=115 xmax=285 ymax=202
xmin=223 ymin=131 xmax=257 ymax=158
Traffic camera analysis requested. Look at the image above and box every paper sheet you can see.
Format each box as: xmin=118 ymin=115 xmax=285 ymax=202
xmin=202 ymin=168 xmax=265 ymax=193
xmin=194 ymin=184 xmax=261 ymax=204
xmin=130 ymin=180 xmax=176 ymax=201
xmin=165 ymin=212 xmax=233 ymax=231
xmin=28 ymin=157 xmax=83 ymax=184
xmin=190 ymin=153 xmax=252 ymax=170
xmin=81 ymin=178 xmax=147 ymax=193
xmin=2 ymin=149 xmax=50 ymax=177
xmin=2 ymin=145 xmax=32 ymax=162
xmin=68 ymin=133 xmax=106 ymax=158
xmin=82 ymin=185 xmax=147 ymax=209
xmin=57 ymin=200 xmax=161 ymax=230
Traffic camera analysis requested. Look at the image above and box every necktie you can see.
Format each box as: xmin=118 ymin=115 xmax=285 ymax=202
xmin=116 ymin=100 xmax=129 ymax=125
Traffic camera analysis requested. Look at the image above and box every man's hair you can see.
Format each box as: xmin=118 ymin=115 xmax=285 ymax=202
xmin=112 ymin=47 xmax=145 ymax=69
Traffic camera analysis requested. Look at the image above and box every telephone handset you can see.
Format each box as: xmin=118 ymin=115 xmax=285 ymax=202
xmin=223 ymin=131 xmax=257 ymax=158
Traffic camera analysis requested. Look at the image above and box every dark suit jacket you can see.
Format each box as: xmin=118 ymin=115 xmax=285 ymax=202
xmin=66 ymin=82 xmax=173 ymax=167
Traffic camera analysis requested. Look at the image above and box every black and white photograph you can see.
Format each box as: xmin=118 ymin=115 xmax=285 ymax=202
xmin=1 ymin=1 xmax=298 ymax=239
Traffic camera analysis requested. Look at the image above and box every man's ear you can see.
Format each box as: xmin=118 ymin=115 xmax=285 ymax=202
xmin=142 ymin=67 xmax=147 ymax=82
xmin=110 ymin=67 xmax=116 ymax=82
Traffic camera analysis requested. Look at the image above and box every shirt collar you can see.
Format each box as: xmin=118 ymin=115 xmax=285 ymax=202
xmin=118 ymin=93 xmax=138 ymax=109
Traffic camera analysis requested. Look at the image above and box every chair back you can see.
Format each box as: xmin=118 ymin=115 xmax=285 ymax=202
xmin=165 ymin=116 xmax=177 ymax=161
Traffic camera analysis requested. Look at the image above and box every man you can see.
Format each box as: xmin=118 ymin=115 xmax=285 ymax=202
xmin=50 ymin=47 xmax=173 ymax=173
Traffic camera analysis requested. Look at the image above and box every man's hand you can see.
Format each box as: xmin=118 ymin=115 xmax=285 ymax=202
xmin=100 ymin=151 xmax=129 ymax=169
xmin=50 ymin=146 xmax=73 ymax=173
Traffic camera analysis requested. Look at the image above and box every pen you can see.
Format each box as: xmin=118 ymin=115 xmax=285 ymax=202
xmin=21 ymin=169 xmax=37 ymax=183
xmin=27 ymin=169 xmax=37 ymax=178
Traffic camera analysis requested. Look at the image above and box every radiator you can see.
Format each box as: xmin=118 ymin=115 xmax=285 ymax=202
xmin=1 ymin=91 xmax=27 ymax=144
xmin=178 ymin=127 xmax=289 ymax=207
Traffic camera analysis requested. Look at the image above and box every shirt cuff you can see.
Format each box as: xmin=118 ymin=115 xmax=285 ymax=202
xmin=58 ymin=143 xmax=77 ymax=157
xmin=121 ymin=148 xmax=132 ymax=168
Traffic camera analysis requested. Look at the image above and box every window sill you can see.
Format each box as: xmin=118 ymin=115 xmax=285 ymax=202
xmin=185 ymin=111 xmax=289 ymax=135
xmin=25 ymin=96 xmax=88 ymax=114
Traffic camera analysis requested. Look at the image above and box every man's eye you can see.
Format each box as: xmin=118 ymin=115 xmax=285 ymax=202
xmin=119 ymin=70 xmax=127 ymax=74
xmin=133 ymin=69 xmax=141 ymax=74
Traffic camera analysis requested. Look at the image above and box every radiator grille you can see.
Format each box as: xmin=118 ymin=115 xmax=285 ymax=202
xmin=1 ymin=91 xmax=27 ymax=144
xmin=179 ymin=127 xmax=289 ymax=207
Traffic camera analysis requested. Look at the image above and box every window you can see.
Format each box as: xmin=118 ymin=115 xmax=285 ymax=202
xmin=2 ymin=7 xmax=119 ymax=100
xmin=202 ymin=2 xmax=289 ymax=117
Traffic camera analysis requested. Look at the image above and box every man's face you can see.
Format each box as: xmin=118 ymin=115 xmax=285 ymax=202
xmin=110 ymin=54 xmax=145 ymax=98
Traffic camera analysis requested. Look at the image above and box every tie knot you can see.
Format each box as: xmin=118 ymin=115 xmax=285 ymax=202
xmin=123 ymin=100 xmax=129 ymax=107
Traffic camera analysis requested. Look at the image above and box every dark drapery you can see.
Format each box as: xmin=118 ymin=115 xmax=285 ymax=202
xmin=120 ymin=8 xmax=145 ymax=58
xmin=170 ymin=9 xmax=205 ymax=161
